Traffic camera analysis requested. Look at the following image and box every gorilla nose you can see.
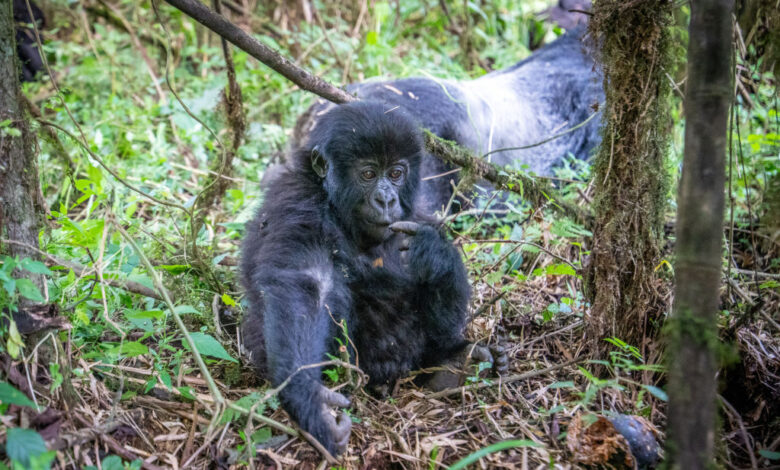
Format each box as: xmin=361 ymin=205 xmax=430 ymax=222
xmin=373 ymin=191 xmax=398 ymax=220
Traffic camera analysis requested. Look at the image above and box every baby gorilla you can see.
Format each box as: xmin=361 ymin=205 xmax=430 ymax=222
xmin=241 ymin=102 xmax=505 ymax=455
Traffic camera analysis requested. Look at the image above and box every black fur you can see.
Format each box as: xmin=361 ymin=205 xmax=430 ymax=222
xmin=294 ymin=27 xmax=604 ymax=214
xmin=241 ymin=102 xmax=471 ymax=454
xmin=13 ymin=0 xmax=45 ymax=82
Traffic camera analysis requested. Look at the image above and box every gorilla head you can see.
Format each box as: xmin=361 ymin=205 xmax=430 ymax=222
xmin=306 ymin=103 xmax=423 ymax=245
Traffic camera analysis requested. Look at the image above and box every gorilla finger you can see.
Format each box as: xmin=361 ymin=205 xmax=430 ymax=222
xmin=426 ymin=370 xmax=462 ymax=392
xmin=490 ymin=345 xmax=510 ymax=374
xmin=494 ymin=356 xmax=510 ymax=374
xmin=335 ymin=411 xmax=352 ymax=434
xmin=468 ymin=344 xmax=494 ymax=364
xmin=320 ymin=409 xmax=351 ymax=454
xmin=320 ymin=387 xmax=351 ymax=408
xmin=332 ymin=412 xmax=352 ymax=451
xmin=399 ymin=237 xmax=412 ymax=251
xmin=494 ymin=353 xmax=509 ymax=367
xmin=389 ymin=221 xmax=420 ymax=235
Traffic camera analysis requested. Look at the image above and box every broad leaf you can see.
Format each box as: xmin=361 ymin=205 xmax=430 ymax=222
xmin=187 ymin=333 xmax=237 ymax=362
xmin=0 ymin=382 xmax=37 ymax=409
xmin=6 ymin=428 xmax=47 ymax=466
xmin=15 ymin=278 xmax=43 ymax=302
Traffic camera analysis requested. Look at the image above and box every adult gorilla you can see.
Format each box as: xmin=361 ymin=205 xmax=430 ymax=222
xmin=295 ymin=27 xmax=603 ymax=214
xmin=241 ymin=102 xmax=504 ymax=455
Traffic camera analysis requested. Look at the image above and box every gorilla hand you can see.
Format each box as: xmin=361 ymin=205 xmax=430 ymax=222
xmin=316 ymin=385 xmax=352 ymax=454
xmin=389 ymin=221 xmax=420 ymax=252
xmin=426 ymin=342 xmax=510 ymax=392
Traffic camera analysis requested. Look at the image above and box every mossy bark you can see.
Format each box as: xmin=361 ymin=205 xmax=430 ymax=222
xmin=585 ymin=1 xmax=673 ymax=351
xmin=667 ymin=1 xmax=734 ymax=468
xmin=0 ymin=0 xmax=44 ymax=297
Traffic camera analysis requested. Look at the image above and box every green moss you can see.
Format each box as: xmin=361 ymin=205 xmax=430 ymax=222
xmin=585 ymin=0 xmax=676 ymax=347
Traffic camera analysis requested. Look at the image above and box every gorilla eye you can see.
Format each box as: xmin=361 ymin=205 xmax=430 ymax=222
xmin=389 ymin=168 xmax=404 ymax=181
xmin=361 ymin=169 xmax=377 ymax=180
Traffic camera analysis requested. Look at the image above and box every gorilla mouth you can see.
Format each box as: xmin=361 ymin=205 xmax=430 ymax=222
xmin=368 ymin=220 xmax=391 ymax=233
xmin=363 ymin=219 xmax=393 ymax=242
xmin=365 ymin=210 xmax=395 ymax=228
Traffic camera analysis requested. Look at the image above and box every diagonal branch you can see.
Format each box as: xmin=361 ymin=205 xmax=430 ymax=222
xmin=425 ymin=132 xmax=589 ymax=223
xmin=161 ymin=0 xmax=355 ymax=104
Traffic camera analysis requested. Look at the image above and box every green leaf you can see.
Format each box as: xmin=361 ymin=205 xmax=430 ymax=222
xmin=323 ymin=368 xmax=339 ymax=383
xmin=6 ymin=428 xmax=47 ymax=466
xmin=642 ymin=384 xmax=668 ymax=401
xmin=533 ymin=263 xmax=577 ymax=277
xmin=107 ymin=342 xmax=149 ymax=358
xmin=127 ymin=310 xmax=165 ymax=320
xmin=159 ymin=371 xmax=172 ymax=389
xmin=48 ymin=364 xmax=63 ymax=394
xmin=177 ymin=386 xmax=196 ymax=400
xmin=0 ymin=382 xmax=38 ymax=409
xmin=759 ymin=450 xmax=780 ymax=460
xmin=221 ymin=293 xmax=236 ymax=306
xmin=19 ymin=259 xmax=53 ymax=275
xmin=251 ymin=427 xmax=272 ymax=444
xmin=187 ymin=333 xmax=237 ymax=362
xmin=100 ymin=455 xmax=124 ymax=470
xmin=124 ymin=310 xmax=164 ymax=332
xmin=15 ymin=278 xmax=44 ymax=302
xmin=448 ymin=440 xmax=542 ymax=470
xmin=174 ymin=305 xmax=201 ymax=315
xmin=159 ymin=264 xmax=190 ymax=274
xmin=548 ymin=381 xmax=575 ymax=389
xmin=7 ymin=319 xmax=24 ymax=359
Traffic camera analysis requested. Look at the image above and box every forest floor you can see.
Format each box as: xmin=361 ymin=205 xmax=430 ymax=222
xmin=8 ymin=231 xmax=778 ymax=469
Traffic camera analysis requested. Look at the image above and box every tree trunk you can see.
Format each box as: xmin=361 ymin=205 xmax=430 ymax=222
xmin=0 ymin=0 xmax=44 ymax=296
xmin=667 ymin=1 xmax=733 ymax=468
xmin=585 ymin=1 xmax=673 ymax=352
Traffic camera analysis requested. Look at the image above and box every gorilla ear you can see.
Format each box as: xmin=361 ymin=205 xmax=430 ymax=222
xmin=311 ymin=145 xmax=328 ymax=178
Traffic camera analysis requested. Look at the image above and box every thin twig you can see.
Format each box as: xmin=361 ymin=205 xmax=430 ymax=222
xmin=481 ymin=111 xmax=600 ymax=159
xmin=424 ymin=131 xmax=588 ymax=223
xmin=38 ymin=121 xmax=190 ymax=213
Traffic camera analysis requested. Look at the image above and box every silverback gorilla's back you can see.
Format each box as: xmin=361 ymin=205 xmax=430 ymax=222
xmin=294 ymin=26 xmax=603 ymax=214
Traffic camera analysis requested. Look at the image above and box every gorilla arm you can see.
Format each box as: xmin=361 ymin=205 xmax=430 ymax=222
xmin=390 ymin=221 xmax=509 ymax=390
xmin=391 ymin=221 xmax=470 ymax=354
xmin=250 ymin=260 xmax=352 ymax=454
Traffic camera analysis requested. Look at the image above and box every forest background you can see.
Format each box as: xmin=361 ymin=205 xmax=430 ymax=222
xmin=0 ymin=0 xmax=778 ymax=469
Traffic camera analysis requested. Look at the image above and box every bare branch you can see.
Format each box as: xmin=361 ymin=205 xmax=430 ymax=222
xmin=161 ymin=0 xmax=356 ymax=104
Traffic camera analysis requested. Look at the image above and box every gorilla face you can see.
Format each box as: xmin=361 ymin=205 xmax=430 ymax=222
xmin=353 ymin=158 xmax=409 ymax=242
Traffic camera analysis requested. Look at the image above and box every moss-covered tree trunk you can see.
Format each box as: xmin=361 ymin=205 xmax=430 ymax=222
xmin=585 ymin=1 xmax=673 ymax=352
xmin=0 ymin=0 xmax=44 ymax=296
xmin=667 ymin=1 xmax=733 ymax=467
